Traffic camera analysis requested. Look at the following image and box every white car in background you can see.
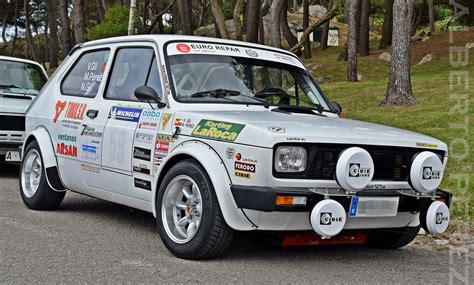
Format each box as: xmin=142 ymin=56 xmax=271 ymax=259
xmin=19 ymin=36 xmax=451 ymax=260
xmin=0 ymin=55 xmax=48 ymax=163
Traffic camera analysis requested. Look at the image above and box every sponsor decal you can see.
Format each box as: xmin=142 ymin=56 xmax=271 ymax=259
xmin=54 ymin=100 xmax=67 ymax=123
xmin=133 ymin=147 xmax=151 ymax=161
xmin=62 ymin=120 xmax=81 ymax=130
xmin=416 ymin=142 xmax=438 ymax=148
xmin=138 ymin=121 xmax=159 ymax=130
xmin=320 ymin=212 xmax=343 ymax=225
xmin=57 ymin=134 xmax=77 ymax=142
xmin=349 ymin=163 xmax=371 ymax=177
xmin=134 ymin=178 xmax=152 ymax=191
xmin=135 ymin=132 xmax=155 ymax=144
xmin=141 ymin=110 xmax=161 ymax=119
xmin=155 ymin=140 xmax=170 ymax=156
xmin=234 ymin=161 xmax=256 ymax=173
xmin=245 ymin=49 xmax=258 ymax=58
xmin=110 ymin=106 xmax=142 ymax=122
xmin=56 ymin=143 xmax=77 ymax=157
xmin=156 ymin=134 xmax=175 ymax=143
xmin=161 ymin=113 xmax=173 ymax=129
xmin=422 ymin=167 xmax=441 ymax=180
xmin=349 ymin=197 xmax=359 ymax=217
xmin=133 ymin=164 xmax=150 ymax=175
xmin=226 ymin=147 xmax=235 ymax=159
xmin=234 ymin=171 xmax=250 ymax=179
xmin=364 ymin=184 xmax=386 ymax=190
xmin=287 ymin=137 xmax=306 ymax=141
xmin=192 ymin=120 xmax=245 ymax=142
xmin=174 ymin=117 xmax=194 ymax=129
xmin=235 ymin=153 xmax=242 ymax=160
xmin=154 ymin=155 xmax=164 ymax=167
xmin=268 ymin=126 xmax=285 ymax=133
xmin=176 ymin=43 xmax=191 ymax=53
xmin=82 ymin=144 xmax=98 ymax=160
xmin=81 ymin=125 xmax=103 ymax=138
xmin=273 ymin=53 xmax=295 ymax=63
xmin=81 ymin=163 xmax=101 ymax=173
xmin=436 ymin=212 xmax=449 ymax=224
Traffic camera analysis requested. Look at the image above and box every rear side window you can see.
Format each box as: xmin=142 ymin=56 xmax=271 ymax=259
xmin=105 ymin=47 xmax=158 ymax=101
xmin=61 ymin=49 xmax=110 ymax=97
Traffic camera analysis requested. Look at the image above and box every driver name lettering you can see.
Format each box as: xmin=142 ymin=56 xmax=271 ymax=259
xmin=192 ymin=120 xmax=245 ymax=142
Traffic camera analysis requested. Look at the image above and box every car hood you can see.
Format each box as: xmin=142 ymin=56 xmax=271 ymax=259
xmin=182 ymin=110 xmax=447 ymax=152
xmin=0 ymin=95 xmax=34 ymax=114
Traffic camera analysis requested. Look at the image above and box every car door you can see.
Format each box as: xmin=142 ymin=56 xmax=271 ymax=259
xmin=98 ymin=45 xmax=163 ymax=200
xmin=54 ymin=48 xmax=112 ymax=191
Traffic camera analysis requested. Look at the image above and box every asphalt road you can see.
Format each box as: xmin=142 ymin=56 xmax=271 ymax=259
xmin=0 ymin=163 xmax=469 ymax=284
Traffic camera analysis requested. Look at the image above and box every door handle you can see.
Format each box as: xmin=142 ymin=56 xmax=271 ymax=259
xmin=86 ymin=109 xmax=99 ymax=119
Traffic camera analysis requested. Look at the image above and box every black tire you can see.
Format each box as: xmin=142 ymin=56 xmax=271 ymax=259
xmin=365 ymin=225 xmax=421 ymax=249
xmin=19 ymin=141 xmax=65 ymax=210
xmin=156 ymin=159 xmax=234 ymax=259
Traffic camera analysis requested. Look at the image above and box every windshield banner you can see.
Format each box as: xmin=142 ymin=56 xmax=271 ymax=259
xmin=167 ymin=42 xmax=305 ymax=69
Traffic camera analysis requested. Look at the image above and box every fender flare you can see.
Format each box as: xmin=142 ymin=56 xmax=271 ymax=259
xmin=23 ymin=127 xmax=67 ymax=191
xmin=152 ymin=140 xmax=255 ymax=231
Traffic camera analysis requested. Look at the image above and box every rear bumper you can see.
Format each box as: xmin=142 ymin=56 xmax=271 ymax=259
xmin=230 ymin=185 xmax=452 ymax=213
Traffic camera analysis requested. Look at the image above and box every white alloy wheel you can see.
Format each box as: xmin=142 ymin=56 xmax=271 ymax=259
xmin=21 ymin=149 xmax=42 ymax=198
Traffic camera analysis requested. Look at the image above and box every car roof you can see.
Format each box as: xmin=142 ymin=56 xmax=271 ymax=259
xmin=80 ymin=35 xmax=298 ymax=58
xmin=0 ymin=55 xmax=44 ymax=67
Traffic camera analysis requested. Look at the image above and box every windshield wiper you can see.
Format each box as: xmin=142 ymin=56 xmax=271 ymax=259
xmin=0 ymin=84 xmax=26 ymax=89
xmin=191 ymin=88 xmax=270 ymax=108
xmin=272 ymin=105 xmax=327 ymax=117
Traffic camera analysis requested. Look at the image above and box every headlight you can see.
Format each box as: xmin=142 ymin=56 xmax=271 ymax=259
xmin=275 ymin=146 xmax=307 ymax=172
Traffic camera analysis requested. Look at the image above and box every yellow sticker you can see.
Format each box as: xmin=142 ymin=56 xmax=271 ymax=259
xmin=416 ymin=142 xmax=438 ymax=148
xmin=234 ymin=171 xmax=251 ymax=179
xmin=161 ymin=113 xmax=172 ymax=130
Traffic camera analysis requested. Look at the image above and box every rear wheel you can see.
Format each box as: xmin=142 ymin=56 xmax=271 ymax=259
xmin=156 ymin=159 xmax=234 ymax=259
xmin=365 ymin=225 xmax=420 ymax=249
xmin=19 ymin=141 xmax=65 ymax=210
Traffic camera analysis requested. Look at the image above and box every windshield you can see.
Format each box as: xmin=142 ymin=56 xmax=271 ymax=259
xmin=0 ymin=59 xmax=47 ymax=95
xmin=167 ymin=53 xmax=331 ymax=111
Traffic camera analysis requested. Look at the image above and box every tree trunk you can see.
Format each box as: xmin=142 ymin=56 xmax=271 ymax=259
xmin=382 ymin=0 xmax=416 ymax=105
xmin=245 ymin=0 xmax=260 ymax=43
xmin=280 ymin=0 xmax=298 ymax=48
xmin=24 ymin=0 xmax=39 ymax=61
xmin=319 ymin=0 xmax=334 ymax=50
xmin=233 ymin=0 xmax=245 ymax=41
xmin=46 ymin=0 xmax=59 ymax=67
xmin=156 ymin=0 xmax=165 ymax=33
xmin=258 ymin=7 xmax=265 ymax=45
xmin=267 ymin=0 xmax=285 ymax=48
xmin=210 ymin=0 xmax=229 ymax=38
xmin=358 ymin=0 xmax=370 ymax=56
xmin=347 ymin=0 xmax=359 ymax=82
xmin=59 ymin=0 xmax=72 ymax=57
xmin=1 ymin=1 xmax=9 ymax=50
xmin=302 ymin=0 xmax=311 ymax=58
xmin=128 ymin=0 xmax=137 ymax=35
xmin=71 ymin=0 xmax=86 ymax=43
xmin=95 ymin=0 xmax=106 ymax=23
xmin=379 ymin=0 xmax=393 ymax=49
xmin=411 ymin=0 xmax=424 ymax=36
xmin=428 ymin=0 xmax=435 ymax=33
xmin=10 ymin=0 xmax=18 ymax=57
xmin=177 ymin=0 xmax=192 ymax=35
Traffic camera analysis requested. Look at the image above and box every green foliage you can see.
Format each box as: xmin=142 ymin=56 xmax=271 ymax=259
xmin=87 ymin=6 xmax=131 ymax=41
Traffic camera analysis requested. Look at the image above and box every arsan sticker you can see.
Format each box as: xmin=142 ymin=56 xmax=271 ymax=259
xmin=192 ymin=120 xmax=245 ymax=142
xmin=110 ymin=106 xmax=142 ymax=122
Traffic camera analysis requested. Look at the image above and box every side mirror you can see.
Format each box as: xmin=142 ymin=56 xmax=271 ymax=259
xmin=330 ymin=101 xmax=343 ymax=116
xmin=134 ymin=86 xmax=166 ymax=108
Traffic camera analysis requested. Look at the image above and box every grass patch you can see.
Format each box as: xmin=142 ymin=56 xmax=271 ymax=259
xmin=304 ymin=36 xmax=473 ymax=222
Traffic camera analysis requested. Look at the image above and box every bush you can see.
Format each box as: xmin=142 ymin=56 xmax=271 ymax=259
xmin=87 ymin=6 xmax=132 ymax=40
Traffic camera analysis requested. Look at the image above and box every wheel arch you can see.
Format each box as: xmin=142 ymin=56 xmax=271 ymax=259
xmin=22 ymin=127 xmax=67 ymax=191
xmin=153 ymin=140 xmax=254 ymax=231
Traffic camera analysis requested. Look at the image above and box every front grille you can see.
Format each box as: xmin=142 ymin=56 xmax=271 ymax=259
xmin=0 ymin=115 xmax=25 ymax=131
xmin=273 ymin=143 xmax=445 ymax=182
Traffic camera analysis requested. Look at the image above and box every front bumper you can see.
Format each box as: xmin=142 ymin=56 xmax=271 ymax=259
xmin=230 ymin=185 xmax=452 ymax=213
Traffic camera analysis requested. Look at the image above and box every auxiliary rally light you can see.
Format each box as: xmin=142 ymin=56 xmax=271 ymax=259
xmin=275 ymin=195 xmax=307 ymax=206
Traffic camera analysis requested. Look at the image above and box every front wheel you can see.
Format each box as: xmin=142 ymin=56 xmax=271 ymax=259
xmin=19 ymin=141 xmax=65 ymax=210
xmin=156 ymin=159 xmax=234 ymax=259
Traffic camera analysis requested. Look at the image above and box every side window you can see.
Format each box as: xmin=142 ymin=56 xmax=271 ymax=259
xmin=61 ymin=49 xmax=110 ymax=97
xmin=105 ymin=47 xmax=159 ymax=101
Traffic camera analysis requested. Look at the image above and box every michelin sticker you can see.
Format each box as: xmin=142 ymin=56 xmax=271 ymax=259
xmin=110 ymin=106 xmax=142 ymax=122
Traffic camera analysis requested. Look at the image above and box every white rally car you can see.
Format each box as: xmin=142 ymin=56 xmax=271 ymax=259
xmin=0 ymin=55 xmax=48 ymax=163
xmin=20 ymin=35 xmax=451 ymax=259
